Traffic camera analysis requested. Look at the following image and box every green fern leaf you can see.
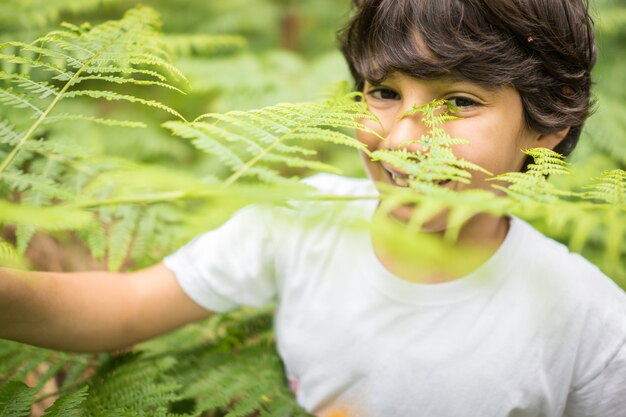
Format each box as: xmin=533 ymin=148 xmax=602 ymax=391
xmin=523 ymin=148 xmax=572 ymax=177
xmin=15 ymin=224 xmax=36 ymax=256
xmin=0 ymin=119 xmax=23 ymax=145
xmin=285 ymin=127 xmax=367 ymax=150
xmin=62 ymin=90 xmax=185 ymax=120
xmin=0 ymin=52 xmax=72 ymax=80
xmin=166 ymin=94 xmax=377 ymax=186
xmin=69 ymin=75 xmax=185 ymax=93
xmin=41 ymin=386 xmax=88 ymax=417
xmin=489 ymin=148 xmax=573 ymax=202
xmin=0 ymin=200 xmax=91 ymax=230
xmin=78 ymin=222 xmax=107 ymax=261
xmin=41 ymin=114 xmax=147 ymax=128
xmin=0 ymin=239 xmax=25 ymax=268
xmin=0 ymin=72 xmax=60 ymax=99
xmin=0 ymin=381 xmax=37 ymax=417
xmin=84 ymin=355 xmax=183 ymax=417
xmin=0 ymin=88 xmax=43 ymax=115
xmin=0 ymin=5 xmax=186 ymax=175
xmin=106 ymin=206 xmax=139 ymax=271
xmin=582 ymin=169 xmax=626 ymax=204
xmin=1 ymin=171 xmax=76 ymax=200
xmin=163 ymin=121 xmax=245 ymax=170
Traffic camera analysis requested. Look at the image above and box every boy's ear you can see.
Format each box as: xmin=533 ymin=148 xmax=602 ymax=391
xmin=535 ymin=127 xmax=570 ymax=150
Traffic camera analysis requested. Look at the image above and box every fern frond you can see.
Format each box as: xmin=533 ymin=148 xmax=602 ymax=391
xmin=285 ymin=127 xmax=368 ymax=150
xmin=0 ymin=52 xmax=73 ymax=80
xmin=197 ymin=345 xmax=301 ymax=417
xmin=15 ymin=225 xmax=36 ymax=256
xmin=582 ymin=169 xmax=626 ymax=204
xmin=489 ymin=148 xmax=573 ymax=202
xmin=68 ymin=75 xmax=185 ymax=93
xmin=41 ymin=386 xmax=88 ymax=417
xmin=0 ymin=200 xmax=91 ymax=230
xmin=1 ymin=171 xmax=75 ymax=200
xmin=106 ymin=206 xmax=139 ymax=271
xmin=122 ymin=308 xmax=310 ymax=416
xmin=62 ymin=90 xmax=185 ymax=120
xmin=164 ymin=121 xmax=245 ymax=170
xmin=166 ymin=94 xmax=376 ymax=186
xmin=402 ymin=99 xmax=460 ymax=127
xmin=1 ymin=41 xmax=87 ymax=70
xmin=41 ymin=114 xmax=147 ymax=128
xmin=0 ymin=72 xmax=60 ymax=99
xmin=489 ymin=172 xmax=568 ymax=202
xmin=0 ymin=239 xmax=25 ymax=268
xmin=0 ymin=88 xmax=44 ymax=115
xmin=78 ymin=65 xmax=169 ymax=81
xmin=84 ymin=354 xmax=183 ymax=417
xmin=0 ymin=381 xmax=37 ymax=417
xmin=523 ymin=148 xmax=571 ymax=177
xmin=0 ymin=119 xmax=23 ymax=145
xmin=0 ymin=5 xmax=186 ymax=174
xmin=20 ymin=139 xmax=90 ymax=161
xmin=246 ymin=166 xmax=295 ymax=184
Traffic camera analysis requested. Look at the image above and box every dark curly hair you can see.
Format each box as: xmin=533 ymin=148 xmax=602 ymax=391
xmin=338 ymin=0 xmax=596 ymax=159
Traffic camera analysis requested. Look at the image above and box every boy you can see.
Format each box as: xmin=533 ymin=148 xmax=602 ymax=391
xmin=1 ymin=1 xmax=625 ymax=416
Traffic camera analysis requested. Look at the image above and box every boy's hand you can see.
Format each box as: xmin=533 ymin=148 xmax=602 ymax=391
xmin=0 ymin=263 xmax=212 ymax=352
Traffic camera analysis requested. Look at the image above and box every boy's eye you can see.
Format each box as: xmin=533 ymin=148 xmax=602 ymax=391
xmin=367 ymin=88 xmax=400 ymax=101
xmin=447 ymin=96 xmax=477 ymax=108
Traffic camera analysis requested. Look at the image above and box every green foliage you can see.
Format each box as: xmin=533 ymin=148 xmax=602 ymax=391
xmin=0 ymin=5 xmax=188 ymax=265
xmin=0 ymin=381 xmax=37 ymax=417
xmin=584 ymin=169 xmax=626 ymax=204
xmin=0 ymin=1 xmax=625 ymax=416
xmin=41 ymin=386 xmax=88 ymax=417
xmin=490 ymin=148 xmax=573 ymax=203
xmin=0 ymin=309 xmax=311 ymax=417
xmin=164 ymin=87 xmax=374 ymax=186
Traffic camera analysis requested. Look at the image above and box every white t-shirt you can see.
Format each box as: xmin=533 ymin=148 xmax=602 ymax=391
xmin=163 ymin=174 xmax=626 ymax=417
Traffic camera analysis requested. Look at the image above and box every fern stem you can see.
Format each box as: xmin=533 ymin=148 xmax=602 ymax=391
xmin=0 ymin=22 xmax=140 ymax=175
xmin=67 ymin=190 xmax=379 ymax=209
xmin=222 ymin=139 xmax=283 ymax=187
xmin=221 ymin=107 xmax=341 ymax=187
xmin=0 ymin=89 xmax=66 ymax=174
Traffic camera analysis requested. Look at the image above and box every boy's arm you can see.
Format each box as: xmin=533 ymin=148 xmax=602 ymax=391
xmin=0 ymin=263 xmax=212 ymax=352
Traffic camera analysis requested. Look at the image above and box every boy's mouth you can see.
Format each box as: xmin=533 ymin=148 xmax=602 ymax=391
xmin=390 ymin=172 xmax=410 ymax=187
xmin=382 ymin=163 xmax=409 ymax=187
xmin=382 ymin=164 xmax=451 ymax=188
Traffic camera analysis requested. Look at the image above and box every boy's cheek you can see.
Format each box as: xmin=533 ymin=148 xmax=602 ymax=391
xmin=356 ymin=117 xmax=384 ymax=150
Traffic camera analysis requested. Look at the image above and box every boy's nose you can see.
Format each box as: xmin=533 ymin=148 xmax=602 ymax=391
xmin=382 ymin=112 xmax=429 ymax=153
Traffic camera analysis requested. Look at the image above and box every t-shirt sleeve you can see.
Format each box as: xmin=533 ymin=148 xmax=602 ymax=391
xmin=162 ymin=204 xmax=277 ymax=313
xmin=564 ymin=340 xmax=626 ymax=417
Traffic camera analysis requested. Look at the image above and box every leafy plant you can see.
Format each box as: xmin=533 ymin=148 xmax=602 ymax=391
xmin=1 ymin=2 xmax=625 ymax=416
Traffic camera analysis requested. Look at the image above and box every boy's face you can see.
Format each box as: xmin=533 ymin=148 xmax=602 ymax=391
xmin=357 ymin=72 xmax=564 ymax=226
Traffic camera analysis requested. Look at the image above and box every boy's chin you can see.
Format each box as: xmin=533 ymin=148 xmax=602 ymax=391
xmin=384 ymin=204 xmax=450 ymax=234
